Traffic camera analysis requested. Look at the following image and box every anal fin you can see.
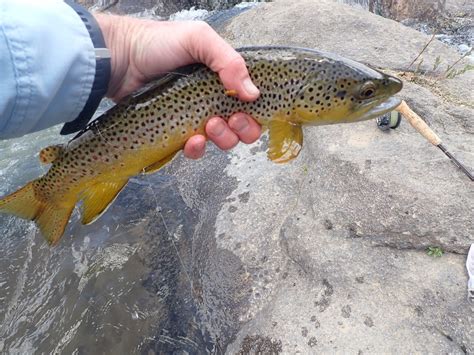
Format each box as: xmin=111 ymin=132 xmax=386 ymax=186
xmin=37 ymin=203 xmax=75 ymax=246
xmin=143 ymin=151 xmax=179 ymax=174
xmin=267 ymin=120 xmax=303 ymax=163
xmin=81 ymin=179 xmax=128 ymax=225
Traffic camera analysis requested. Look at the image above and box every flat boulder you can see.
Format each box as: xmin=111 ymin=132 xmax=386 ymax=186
xmin=209 ymin=0 xmax=473 ymax=352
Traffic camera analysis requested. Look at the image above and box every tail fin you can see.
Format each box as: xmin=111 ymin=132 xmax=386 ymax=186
xmin=0 ymin=181 xmax=74 ymax=245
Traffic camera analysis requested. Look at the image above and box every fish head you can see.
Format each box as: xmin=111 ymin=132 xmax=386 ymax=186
xmin=293 ymin=54 xmax=403 ymax=125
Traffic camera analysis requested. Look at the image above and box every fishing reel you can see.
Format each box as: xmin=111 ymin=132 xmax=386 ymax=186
xmin=376 ymin=111 xmax=402 ymax=131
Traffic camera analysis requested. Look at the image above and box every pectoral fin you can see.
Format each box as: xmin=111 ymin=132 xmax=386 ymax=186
xmin=81 ymin=179 xmax=129 ymax=225
xmin=267 ymin=120 xmax=303 ymax=163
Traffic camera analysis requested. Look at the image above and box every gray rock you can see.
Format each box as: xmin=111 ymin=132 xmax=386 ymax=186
xmin=215 ymin=0 xmax=473 ymax=352
xmin=340 ymin=0 xmax=473 ymax=55
xmin=446 ymin=0 xmax=474 ymax=13
xmin=340 ymin=0 xmax=447 ymax=22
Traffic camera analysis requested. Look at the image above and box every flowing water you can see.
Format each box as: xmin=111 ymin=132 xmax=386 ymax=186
xmin=0 ymin=3 xmax=260 ymax=354
xmin=0 ymin=113 xmax=252 ymax=353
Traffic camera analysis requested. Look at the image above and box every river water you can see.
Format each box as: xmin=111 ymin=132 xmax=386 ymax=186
xmin=0 ymin=2 xmax=260 ymax=354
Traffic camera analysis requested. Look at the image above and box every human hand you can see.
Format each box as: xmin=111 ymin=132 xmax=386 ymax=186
xmin=94 ymin=15 xmax=261 ymax=159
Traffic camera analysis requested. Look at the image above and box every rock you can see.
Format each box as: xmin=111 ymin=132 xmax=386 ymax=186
xmin=376 ymin=0 xmax=447 ymax=22
xmin=343 ymin=0 xmax=448 ymax=22
xmin=226 ymin=213 xmax=473 ymax=353
xmin=445 ymin=0 xmax=474 ymax=13
xmin=214 ymin=0 xmax=473 ymax=352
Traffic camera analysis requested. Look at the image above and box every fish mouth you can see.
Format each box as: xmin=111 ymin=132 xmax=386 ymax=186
xmin=359 ymin=96 xmax=402 ymax=121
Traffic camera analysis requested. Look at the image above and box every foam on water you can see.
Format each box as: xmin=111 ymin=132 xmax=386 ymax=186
xmin=170 ymin=6 xmax=210 ymax=21
xmin=128 ymin=0 xmax=260 ymax=21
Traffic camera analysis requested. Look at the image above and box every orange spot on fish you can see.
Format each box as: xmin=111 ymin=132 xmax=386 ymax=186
xmin=225 ymin=89 xmax=238 ymax=97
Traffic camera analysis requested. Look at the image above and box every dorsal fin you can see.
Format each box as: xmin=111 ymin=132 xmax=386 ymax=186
xmin=128 ymin=63 xmax=206 ymax=102
xmin=39 ymin=145 xmax=65 ymax=164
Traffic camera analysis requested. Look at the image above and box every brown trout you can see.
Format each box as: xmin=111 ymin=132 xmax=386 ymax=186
xmin=0 ymin=46 xmax=402 ymax=245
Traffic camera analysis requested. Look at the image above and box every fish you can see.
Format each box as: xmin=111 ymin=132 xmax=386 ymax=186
xmin=0 ymin=46 xmax=403 ymax=245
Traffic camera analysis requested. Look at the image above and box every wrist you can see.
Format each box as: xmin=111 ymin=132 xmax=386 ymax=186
xmin=93 ymin=14 xmax=125 ymax=99
xmin=94 ymin=14 xmax=147 ymax=101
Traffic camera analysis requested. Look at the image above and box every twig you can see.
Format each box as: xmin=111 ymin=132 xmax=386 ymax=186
xmin=407 ymin=33 xmax=436 ymax=70
xmin=444 ymin=49 xmax=473 ymax=77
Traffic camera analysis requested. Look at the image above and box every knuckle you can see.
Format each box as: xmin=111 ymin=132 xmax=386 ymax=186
xmin=219 ymin=136 xmax=239 ymax=150
xmin=193 ymin=20 xmax=212 ymax=33
xmin=226 ymin=55 xmax=247 ymax=71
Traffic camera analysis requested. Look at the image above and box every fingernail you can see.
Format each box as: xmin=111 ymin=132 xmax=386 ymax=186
xmin=230 ymin=114 xmax=249 ymax=132
xmin=209 ymin=119 xmax=226 ymax=136
xmin=193 ymin=138 xmax=205 ymax=152
xmin=243 ymin=78 xmax=259 ymax=97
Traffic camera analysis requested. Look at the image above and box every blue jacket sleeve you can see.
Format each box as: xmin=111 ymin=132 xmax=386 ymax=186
xmin=0 ymin=0 xmax=96 ymax=139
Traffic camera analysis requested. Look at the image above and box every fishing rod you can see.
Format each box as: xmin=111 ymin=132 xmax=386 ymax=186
xmin=394 ymin=100 xmax=474 ymax=182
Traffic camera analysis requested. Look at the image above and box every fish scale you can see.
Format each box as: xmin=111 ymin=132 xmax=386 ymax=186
xmin=0 ymin=46 xmax=403 ymax=245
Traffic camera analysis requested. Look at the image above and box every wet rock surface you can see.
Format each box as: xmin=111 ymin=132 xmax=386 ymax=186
xmin=219 ymin=0 xmax=473 ymax=352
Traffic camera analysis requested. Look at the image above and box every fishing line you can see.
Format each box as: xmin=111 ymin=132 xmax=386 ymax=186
xmin=144 ymin=183 xmax=194 ymax=291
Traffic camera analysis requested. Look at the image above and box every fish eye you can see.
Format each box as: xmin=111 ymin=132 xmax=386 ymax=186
xmin=358 ymin=82 xmax=376 ymax=99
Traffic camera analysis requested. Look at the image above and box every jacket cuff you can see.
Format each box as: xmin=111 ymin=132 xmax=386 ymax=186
xmin=61 ymin=1 xmax=111 ymax=135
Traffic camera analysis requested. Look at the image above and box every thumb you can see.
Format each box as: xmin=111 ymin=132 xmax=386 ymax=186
xmin=183 ymin=22 xmax=260 ymax=101
xmin=218 ymin=56 xmax=261 ymax=102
